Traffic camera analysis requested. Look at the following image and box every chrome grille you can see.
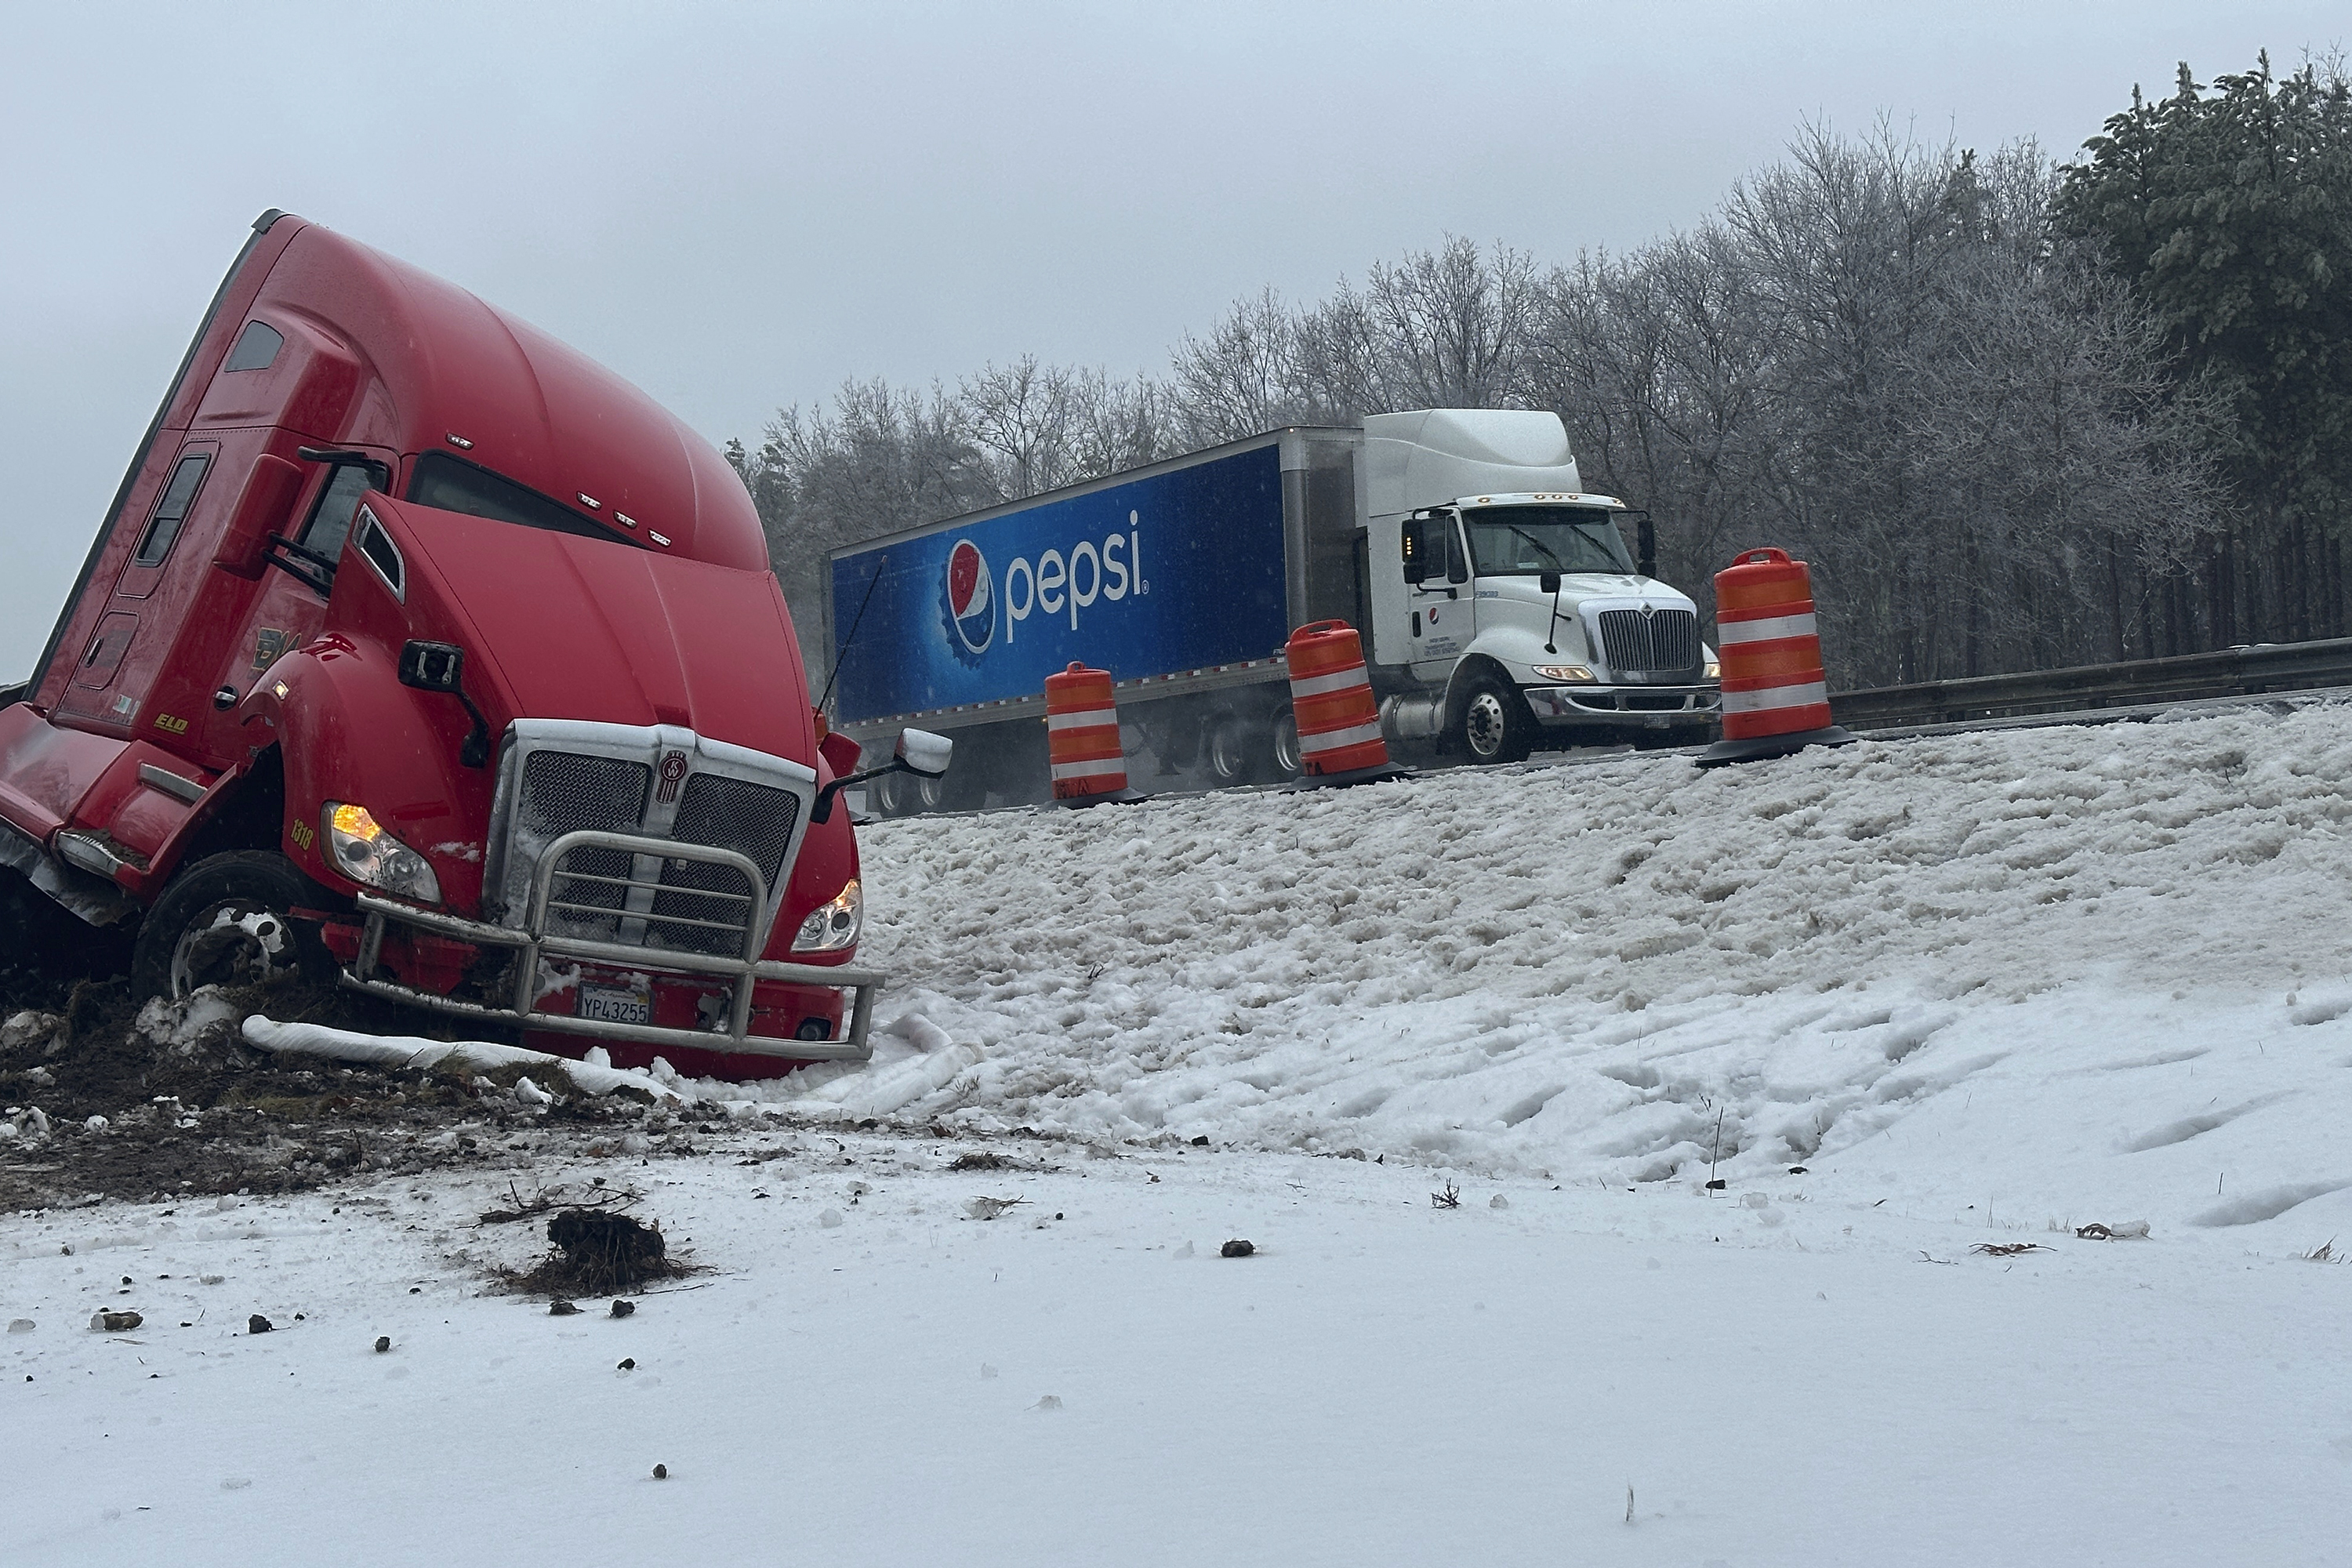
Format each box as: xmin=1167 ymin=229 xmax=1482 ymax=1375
xmin=488 ymin=725 xmax=814 ymax=960
xmin=1595 ymin=608 xmax=1701 ymax=675
xmin=518 ymin=753 xmax=650 ymax=942
xmin=672 ymin=775 xmax=797 ymax=889
xmin=649 ymin=775 xmax=802 ymax=956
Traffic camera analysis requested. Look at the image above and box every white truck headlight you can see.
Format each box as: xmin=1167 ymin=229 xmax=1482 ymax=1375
xmin=1530 ymin=664 xmax=1595 ymax=683
xmin=793 ymin=877 xmax=862 ymax=953
xmin=324 ymin=803 xmax=441 ymax=903
xmin=1704 ymin=659 xmax=1722 ymax=680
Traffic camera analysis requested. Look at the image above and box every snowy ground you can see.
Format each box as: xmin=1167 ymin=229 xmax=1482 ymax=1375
xmin=9 ymin=696 xmax=2352 ymax=1564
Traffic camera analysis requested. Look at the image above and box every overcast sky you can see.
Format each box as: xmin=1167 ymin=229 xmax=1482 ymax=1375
xmin=1 ymin=1 xmax=2338 ymax=677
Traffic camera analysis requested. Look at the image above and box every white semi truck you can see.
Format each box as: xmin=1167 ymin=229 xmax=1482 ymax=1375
xmin=825 ymin=409 xmax=1721 ymax=810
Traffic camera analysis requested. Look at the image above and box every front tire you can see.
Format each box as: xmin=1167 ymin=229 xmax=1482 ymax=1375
xmin=1454 ymin=675 xmax=1537 ymax=765
xmin=130 ymin=851 xmax=336 ymax=1001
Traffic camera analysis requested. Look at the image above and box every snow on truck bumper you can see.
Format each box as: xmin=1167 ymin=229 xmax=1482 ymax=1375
xmin=1523 ymin=684 xmax=1721 ymax=726
xmin=332 ymin=717 xmax=883 ymax=1060
xmin=342 ymin=880 xmax=884 ymax=1061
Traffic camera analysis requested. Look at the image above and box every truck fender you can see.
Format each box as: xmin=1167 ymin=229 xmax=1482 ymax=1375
xmin=241 ymin=638 xmax=489 ymax=907
xmin=1440 ymin=653 xmax=1522 ymax=729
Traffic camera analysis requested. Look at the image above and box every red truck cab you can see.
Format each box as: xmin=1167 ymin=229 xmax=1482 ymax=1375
xmin=0 ymin=211 xmax=935 ymax=1076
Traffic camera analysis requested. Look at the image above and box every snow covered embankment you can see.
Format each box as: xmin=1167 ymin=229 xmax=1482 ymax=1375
xmin=822 ymin=697 xmax=2352 ymax=1243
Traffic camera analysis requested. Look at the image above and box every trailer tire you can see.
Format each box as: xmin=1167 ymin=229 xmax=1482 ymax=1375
xmin=1204 ymin=713 xmax=1254 ymax=786
xmin=130 ymin=851 xmax=336 ymax=1002
xmin=1267 ymin=708 xmax=1301 ymax=780
xmin=873 ymin=767 xmax=945 ymax=818
xmin=1454 ymin=674 xmax=1537 ymax=765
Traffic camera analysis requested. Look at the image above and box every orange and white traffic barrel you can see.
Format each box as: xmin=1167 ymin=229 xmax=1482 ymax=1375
xmin=1044 ymin=662 xmax=1132 ymax=802
xmin=1286 ymin=620 xmax=1402 ymax=782
xmin=1697 ymin=547 xmax=1856 ymax=767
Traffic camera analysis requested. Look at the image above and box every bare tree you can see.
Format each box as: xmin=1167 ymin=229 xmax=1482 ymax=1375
xmin=739 ymin=125 xmax=2232 ymax=697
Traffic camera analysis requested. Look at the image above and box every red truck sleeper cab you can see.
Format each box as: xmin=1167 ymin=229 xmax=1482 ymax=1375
xmin=0 ymin=211 xmax=906 ymax=1079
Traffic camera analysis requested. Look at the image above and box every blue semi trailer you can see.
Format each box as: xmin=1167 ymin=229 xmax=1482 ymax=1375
xmin=824 ymin=412 xmax=1721 ymax=812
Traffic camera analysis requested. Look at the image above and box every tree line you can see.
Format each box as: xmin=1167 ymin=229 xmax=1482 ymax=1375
xmin=733 ymin=52 xmax=2350 ymax=692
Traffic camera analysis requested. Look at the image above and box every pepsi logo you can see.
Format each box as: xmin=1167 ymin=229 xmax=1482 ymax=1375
xmin=946 ymin=539 xmax=995 ymax=657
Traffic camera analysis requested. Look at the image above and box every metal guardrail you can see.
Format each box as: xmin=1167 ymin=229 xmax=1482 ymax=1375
xmin=1828 ymin=637 xmax=2352 ymax=731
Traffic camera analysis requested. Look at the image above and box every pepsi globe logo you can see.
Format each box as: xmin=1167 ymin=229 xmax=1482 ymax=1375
xmin=944 ymin=539 xmax=995 ymax=659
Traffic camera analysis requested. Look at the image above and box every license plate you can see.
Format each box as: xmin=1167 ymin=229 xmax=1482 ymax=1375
xmin=577 ymin=982 xmax=651 ymax=1027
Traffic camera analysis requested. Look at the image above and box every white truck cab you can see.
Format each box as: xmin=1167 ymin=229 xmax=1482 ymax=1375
xmin=1361 ymin=410 xmax=1719 ymax=762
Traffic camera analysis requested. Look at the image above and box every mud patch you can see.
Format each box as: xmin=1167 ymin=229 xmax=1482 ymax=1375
xmin=0 ymin=976 xmax=673 ymax=1210
xmin=503 ymin=1208 xmax=688 ymax=1297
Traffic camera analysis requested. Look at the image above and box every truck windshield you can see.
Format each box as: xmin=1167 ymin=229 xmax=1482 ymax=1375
xmin=1462 ymin=506 xmax=1635 ymax=576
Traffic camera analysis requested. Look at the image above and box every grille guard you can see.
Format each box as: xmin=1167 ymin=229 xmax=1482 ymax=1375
xmin=339 ymin=833 xmax=883 ymax=1062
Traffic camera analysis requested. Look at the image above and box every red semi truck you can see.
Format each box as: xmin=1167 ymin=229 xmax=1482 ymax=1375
xmin=0 ymin=211 xmax=943 ymax=1077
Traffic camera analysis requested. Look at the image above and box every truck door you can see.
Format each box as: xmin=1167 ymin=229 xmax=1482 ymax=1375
xmin=209 ymin=452 xmax=389 ymax=712
xmin=49 ymin=440 xmax=221 ymax=731
xmin=1400 ymin=510 xmax=1468 ymax=677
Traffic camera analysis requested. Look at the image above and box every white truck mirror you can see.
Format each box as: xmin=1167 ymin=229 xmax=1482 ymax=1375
xmin=895 ymin=728 xmax=953 ymax=779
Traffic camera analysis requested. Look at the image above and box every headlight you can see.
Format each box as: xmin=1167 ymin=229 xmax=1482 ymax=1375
xmin=324 ymin=803 xmax=441 ymax=903
xmin=1704 ymin=660 xmax=1722 ymax=680
xmin=1530 ymin=664 xmax=1595 ymax=683
xmin=793 ymin=877 xmax=862 ymax=953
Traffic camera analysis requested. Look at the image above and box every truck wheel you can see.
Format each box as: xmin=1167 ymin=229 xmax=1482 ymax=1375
xmin=1204 ymin=714 xmax=1253 ymax=786
xmin=130 ymin=851 xmax=335 ymax=1001
xmin=1456 ymin=676 xmax=1536 ymax=765
xmin=1266 ymin=709 xmax=1301 ymax=780
xmin=874 ymin=768 xmax=944 ymax=817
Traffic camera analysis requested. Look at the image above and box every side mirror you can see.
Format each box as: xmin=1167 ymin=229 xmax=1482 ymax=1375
xmin=397 ymin=641 xmax=465 ymax=692
xmin=212 ymin=455 xmax=307 ymax=579
xmin=1539 ymin=571 xmax=1562 ymax=595
xmin=398 ymin=640 xmax=491 ymax=768
xmin=813 ymin=727 xmax=953 ymax=823
xmin=895 ymin=728 xmax=952 ymax=779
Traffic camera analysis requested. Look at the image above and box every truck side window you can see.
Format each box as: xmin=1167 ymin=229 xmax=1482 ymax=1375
xmin=132 ymin=454 xmax=212 ymax=567
xmin=1443 ymin=520 xmax=1469 ymax=584
xmin=299 ymin=460 xmax=390 ymax=566
xmin=223 ymin=321 xmax=284 ymax=372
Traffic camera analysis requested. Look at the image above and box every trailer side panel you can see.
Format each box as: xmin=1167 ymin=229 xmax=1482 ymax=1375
xmin=829 ymin=444 xmax=1288 ymax=727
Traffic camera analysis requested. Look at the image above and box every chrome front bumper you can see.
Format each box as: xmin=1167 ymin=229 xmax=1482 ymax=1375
xmin=1523 ymin=685 xmax=1722 ymax=726
xmin=340 ymin=829 xmax=882 ymax=1062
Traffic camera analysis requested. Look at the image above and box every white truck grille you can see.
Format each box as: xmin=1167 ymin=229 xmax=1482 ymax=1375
xmin=1592 ymin=606 xmax=1702 ymax=677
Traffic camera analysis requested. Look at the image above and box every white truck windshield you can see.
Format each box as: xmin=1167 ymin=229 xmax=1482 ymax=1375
xmin=1463 ymin=506 xmax=1635 ymax=576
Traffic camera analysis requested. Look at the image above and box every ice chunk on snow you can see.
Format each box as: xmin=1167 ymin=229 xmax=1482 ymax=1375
xmin=885 ymin=1013 xmax=955 ymax=1053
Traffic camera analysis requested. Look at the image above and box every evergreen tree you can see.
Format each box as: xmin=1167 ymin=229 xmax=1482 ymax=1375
xmin=2058 ymin=53 xmax=2352 ymax=641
